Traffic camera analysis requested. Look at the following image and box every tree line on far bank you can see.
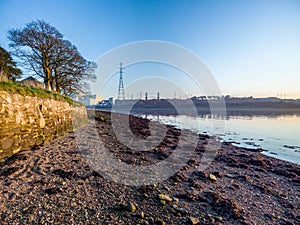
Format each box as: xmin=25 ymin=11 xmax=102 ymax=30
xmin=0 ymin=20 xmax=96 ymax=96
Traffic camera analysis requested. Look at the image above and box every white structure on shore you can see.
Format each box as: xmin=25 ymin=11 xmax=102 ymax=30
xmin=98 ymin=97 xmax=115 ymax=107
xmin=77 ymin=94 xmax=103 ymax=106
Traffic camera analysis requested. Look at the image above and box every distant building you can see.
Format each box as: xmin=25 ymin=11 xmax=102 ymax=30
xmin=97 ymin=97 xmax=115 ymax=107
xmin=20 ymin=76 xmax=44 ymax=89
xmin=78 ymin=94 xmax=103 ymax=106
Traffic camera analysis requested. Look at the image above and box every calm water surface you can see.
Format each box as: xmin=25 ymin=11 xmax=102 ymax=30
xmin=139 ymin=113 xmax=300 ymax=165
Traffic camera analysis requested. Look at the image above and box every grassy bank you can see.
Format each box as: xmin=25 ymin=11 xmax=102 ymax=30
xmin=0 ymin=80 xmax=83 ymax=106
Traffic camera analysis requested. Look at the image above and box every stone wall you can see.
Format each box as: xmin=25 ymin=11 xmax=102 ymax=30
xmin=0 ymin=91 xmax=87 ymax=161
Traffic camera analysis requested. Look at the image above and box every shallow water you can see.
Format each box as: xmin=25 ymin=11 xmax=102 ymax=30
xmin=138 ymin=113 xmax=300 ymax=165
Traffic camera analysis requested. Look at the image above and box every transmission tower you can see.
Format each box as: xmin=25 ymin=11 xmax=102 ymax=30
xmin=117 ymin=63 xmax=125 ymax=100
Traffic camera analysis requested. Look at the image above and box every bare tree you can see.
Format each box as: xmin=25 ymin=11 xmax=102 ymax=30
xmin=7 ymin=20 xmax=96 ymax=94
xmin=52 ymin=40 xmax=96 ymax=95
xmin=8 ymin=20 xmax=63 ymax=90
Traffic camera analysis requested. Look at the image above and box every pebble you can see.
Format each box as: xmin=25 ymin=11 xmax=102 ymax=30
xmin=212 ymin=171 xmax=223 ymax=178
xmin=155 ymin=218 xmax=166 ymax=225
xmin=176 ymin=207 xmax=188 ymax=216
xmin=126 ymin=202 xmax=137 ymax=213
xmin=158 ymin=194 xmax=173 ymax=202
xmin=209 ymin=174 xmax=217 ymax=181
xmin=225 ymin=173 xmax=236 ymax=179
xmin=160 ymin=200 xmax=166 ymax=205
xmin=172 ymin=198 xmax=179 ymax=203
xmin=143 ymin=193 xmax=149 ymax=198
xmin=188 ymin=217 xmax=199 ymax=225
xmin=137 ymin=211 xmax=145 ymax=219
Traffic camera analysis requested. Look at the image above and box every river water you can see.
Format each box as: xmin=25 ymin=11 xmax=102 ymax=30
xmin=137 ymin=112 xmax=300 ymax=165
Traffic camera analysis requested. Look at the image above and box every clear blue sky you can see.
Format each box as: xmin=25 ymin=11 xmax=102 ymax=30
xmin=1 ymin=0 xmax=300 ymax=99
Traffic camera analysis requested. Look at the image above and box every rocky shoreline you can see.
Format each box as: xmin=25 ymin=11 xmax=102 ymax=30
xmin=0 ymin=110 xmax=299 ymax=224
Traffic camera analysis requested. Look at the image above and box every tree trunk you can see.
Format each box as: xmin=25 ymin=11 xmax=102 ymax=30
xmin=43 ymin=55 xmax=52 ymax=91
xmin=50 ymin=75 xmax=55 ymax=91
xmin=55 ymin=74 xmax=61 ymax=93
xmin=43 ymin=66 xmax=52 ymax=90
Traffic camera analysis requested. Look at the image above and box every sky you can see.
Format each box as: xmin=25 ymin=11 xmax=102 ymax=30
xmin=1 ymin=0 xmax=300 ymax=99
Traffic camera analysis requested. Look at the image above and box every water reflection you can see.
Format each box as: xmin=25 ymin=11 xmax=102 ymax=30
xmin=132 ymin=108 xmax=300 ymax=120
xmin=134 ymin=109 xmax=300 ymax=165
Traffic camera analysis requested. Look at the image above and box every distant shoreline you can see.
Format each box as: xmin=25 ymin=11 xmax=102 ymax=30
xmin=90 ymin=97 xmax=300 ymax=113
xmin=90 ymin=104 xmax=300 ymax=117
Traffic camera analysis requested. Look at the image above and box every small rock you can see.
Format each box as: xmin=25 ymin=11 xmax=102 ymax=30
xmin=155 ymin=218 xmax=166 ymax=225
xmin=225 ymin=173 xmax=236 ymax=179
xmin=126 ymin=202 xmax=137 ymax=213
xmin=158 ymin=193 xmax=172 ymax=202
xmin=136 ymin=211 xmax=145 ymax=219
xmin=188 ymin=217 xmax=199 ymax=225
xmin=212 ymin=171 xmax=222 ymax=178
xmin=209 ymin=174 xmax=217 ymax=181
xmin=176 ymin=207 xmax=188 ymax=216
xmin=160 ymin=200 xmax=166 ymax=205
xmin=173 ymin=198 xmax=179 ymax=203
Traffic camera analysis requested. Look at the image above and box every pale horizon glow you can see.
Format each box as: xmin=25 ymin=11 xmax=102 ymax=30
xmin=1 ymin=0 xmax=299 ymax=99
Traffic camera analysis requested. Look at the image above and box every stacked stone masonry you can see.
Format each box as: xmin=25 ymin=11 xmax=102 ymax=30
xmin=0 ymin=91 xmax=87 ymax=160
